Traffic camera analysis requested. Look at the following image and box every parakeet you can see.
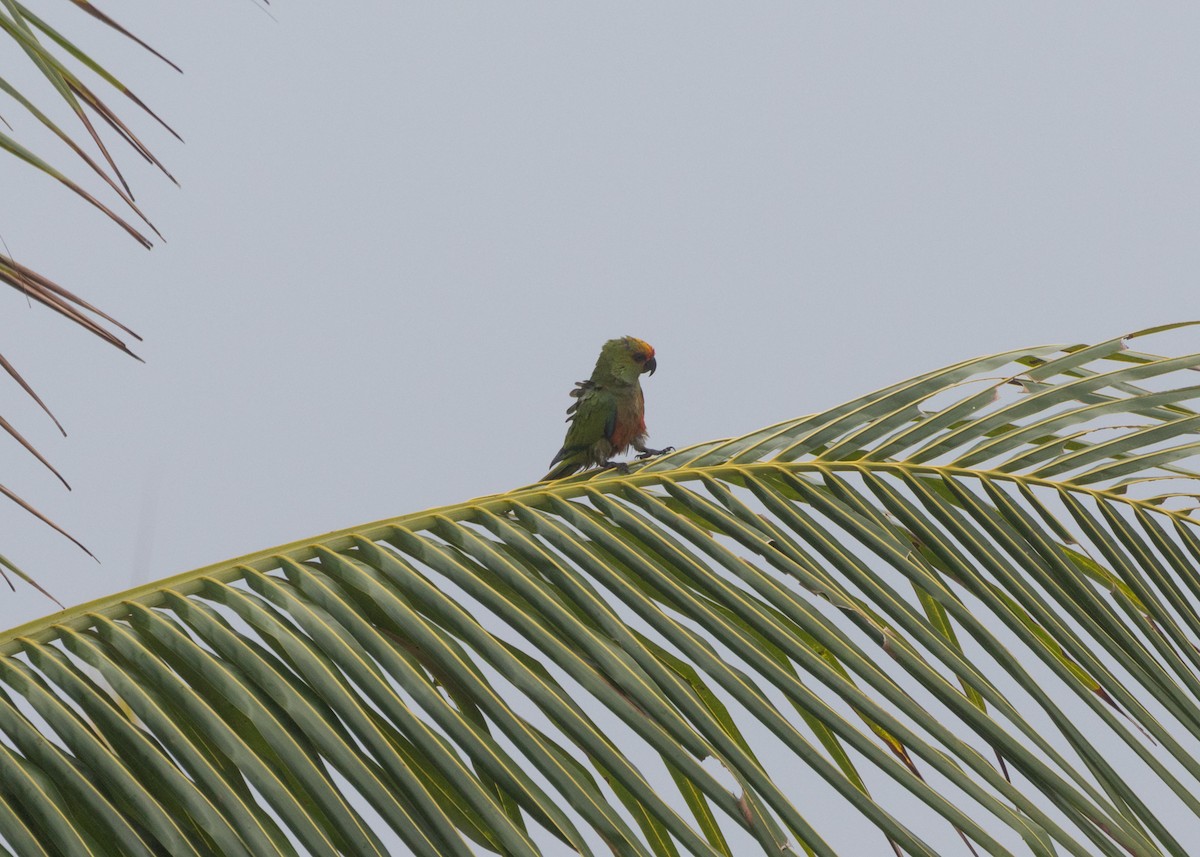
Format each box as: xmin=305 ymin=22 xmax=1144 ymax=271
xmin=542 ymin=336 xmax=673 ymax=480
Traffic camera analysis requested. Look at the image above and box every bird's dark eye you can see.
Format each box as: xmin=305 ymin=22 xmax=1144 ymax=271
xmin=633 ymin=353 xmax=646 ymax=362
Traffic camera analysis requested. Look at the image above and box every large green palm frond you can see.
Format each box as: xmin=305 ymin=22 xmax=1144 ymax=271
xmin=2 ymin=325 xmax=1200 ymax=855
xmin=2 ymin=1 xmax=178 ymax=587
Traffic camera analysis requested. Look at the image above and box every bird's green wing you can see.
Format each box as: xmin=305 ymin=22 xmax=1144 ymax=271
xmin=550 ymin=384 xmax=617 ymax=467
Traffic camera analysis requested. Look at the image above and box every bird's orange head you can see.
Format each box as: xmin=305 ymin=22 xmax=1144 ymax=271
xmin=593 ymin=336 xmax=658 ymax=384
xmin=623 ymin=336 xmax=657 ymax=375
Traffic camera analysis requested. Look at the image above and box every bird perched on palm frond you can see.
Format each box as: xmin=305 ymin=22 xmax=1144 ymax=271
xmin=543 ymin=336 xmax=673 ymax=480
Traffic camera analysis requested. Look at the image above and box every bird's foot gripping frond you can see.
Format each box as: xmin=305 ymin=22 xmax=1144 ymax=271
xmin=636 ymin=445 xmax=674 ymax=460
xmin=599 ymin=460 xmax=631 ymax=473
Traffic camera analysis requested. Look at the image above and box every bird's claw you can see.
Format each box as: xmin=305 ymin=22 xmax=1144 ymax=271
xmin=599 ymin=461 xmax=631 ymax=474
xmin=636 ymin=446 xmax=675 ymax=460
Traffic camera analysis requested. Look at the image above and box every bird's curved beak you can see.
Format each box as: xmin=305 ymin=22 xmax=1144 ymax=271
xmin=643 ymin=356 xmax=657 ymax=376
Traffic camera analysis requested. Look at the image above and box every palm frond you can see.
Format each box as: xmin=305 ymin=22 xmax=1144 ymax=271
xmin=4 ymin=326 xmax=1200 ymax=854
xmin=3 ymin=1 xmax=176 ymax=582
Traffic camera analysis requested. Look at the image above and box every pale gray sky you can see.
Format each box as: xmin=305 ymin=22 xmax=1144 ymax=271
xmin=4 ymin=3 xmax=1200 ymax=852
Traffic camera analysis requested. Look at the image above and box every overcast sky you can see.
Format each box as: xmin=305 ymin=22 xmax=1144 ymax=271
xmin=4 ymin=3 xmax=1200 ymax=851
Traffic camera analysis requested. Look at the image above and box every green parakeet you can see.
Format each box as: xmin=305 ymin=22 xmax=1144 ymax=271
xmin=542 ymin=336 xmax=672 ymax=480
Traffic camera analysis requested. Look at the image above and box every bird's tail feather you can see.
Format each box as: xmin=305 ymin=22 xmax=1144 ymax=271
xmin=541 ymin=460 xmax=583 ymax=481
